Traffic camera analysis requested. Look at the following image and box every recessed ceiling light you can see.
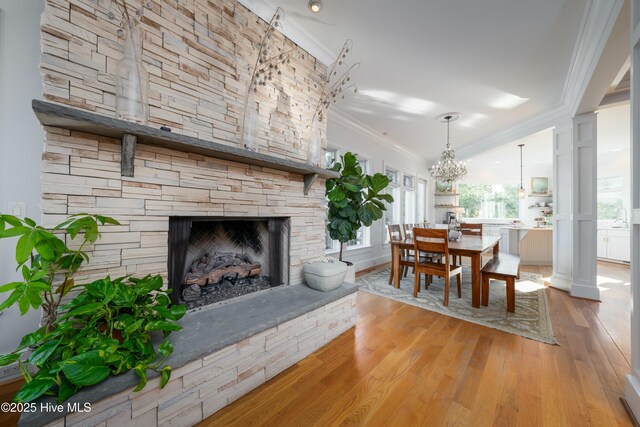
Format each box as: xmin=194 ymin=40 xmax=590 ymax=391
xmin=611 ymin=148 xmax=623 ymax=152
xmin=308 ymin=0 xmax=322 ymax=13
xmin=494 ymin=161 xmax=501 ymax=164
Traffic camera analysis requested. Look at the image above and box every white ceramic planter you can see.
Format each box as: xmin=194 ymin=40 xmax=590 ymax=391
xmin=343 ymin=261 xmax=356 ymax=284
xmin=303 ymin=260 xmax=347 ymax=292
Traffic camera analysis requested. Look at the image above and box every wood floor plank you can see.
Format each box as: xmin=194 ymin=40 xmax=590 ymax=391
xmin=539 ymin=343 xmax=571 ymax=426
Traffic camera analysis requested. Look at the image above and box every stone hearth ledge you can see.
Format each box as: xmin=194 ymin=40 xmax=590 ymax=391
xmin=20 ymin=283 xmax=358 ymax=427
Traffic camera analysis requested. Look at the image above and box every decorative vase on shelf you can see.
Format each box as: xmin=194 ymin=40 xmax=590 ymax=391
xmin=307 ymin=113 xmax=324 ymax=167
xmin=115 ymin=24 xmax=149 ymax=125
xmin=240 ymin=84 xmax=259 ymax=152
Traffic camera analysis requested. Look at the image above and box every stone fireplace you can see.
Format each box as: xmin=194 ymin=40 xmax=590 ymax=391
xmin=28 ymin=0 xmax=358 ymax=425
xmin=169 ymin=217 xmax=290 ymax=309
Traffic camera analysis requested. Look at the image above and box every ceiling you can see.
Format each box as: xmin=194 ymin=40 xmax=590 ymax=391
xmin=272 ymin=0 xmax=590 ymax=162
xmin=462 ymin=129 xmax=553 ymax=185
xmin=460 ymin=101 xmax=630 ymax=184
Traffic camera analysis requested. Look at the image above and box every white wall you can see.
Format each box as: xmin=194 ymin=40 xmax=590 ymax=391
xmin=0 ymin=1 xmax=44 ymax=367
xmin=326 ymin=113 xmax=428 ymax=271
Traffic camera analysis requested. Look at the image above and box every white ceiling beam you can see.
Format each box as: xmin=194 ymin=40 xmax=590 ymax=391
xmin=600 ymin=89 xmax=630 ymax=107
xmin=575 ymin=0 xmax=630 ymax=114
xmin=559 ymin=0 xmax=624 ymax=113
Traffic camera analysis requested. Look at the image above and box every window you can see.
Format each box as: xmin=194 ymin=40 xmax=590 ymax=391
xmin=417 ymin=179 xmax=427 ymax=223
xmin=598 ymin=176 xmax=624 ymax=220
xmin=384 ymin=168 xmax=419 ymax=241
xmin=402 ymin=174 xmax=415 ymax=224
xmin=325 ymin=147 xmax=338 ymax=169
xmin=386 ymin=168 xmax=399 ymax=184
xmin=459 ymin=184 xmax=519 ymax=219
xmin=325 ymin=151 xmax=370 ymax=252
xmin=384 ymin=167 xmax=401 ymax=237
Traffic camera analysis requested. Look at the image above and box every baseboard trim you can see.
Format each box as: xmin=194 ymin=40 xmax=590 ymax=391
xmin=570 ymin=282 xmax=601 ymax=301
xmin=352 ymin=255 xmax=390 ymax=273
xmin=520 ymin=260 xmax=553 ymax=266
xmin=621 ymin=397 xmax=640 ymax=427
xmin=549 ymin=275 xmax=571 ymax=292
xmin=625 ymin=374 xmax=640 ymax=426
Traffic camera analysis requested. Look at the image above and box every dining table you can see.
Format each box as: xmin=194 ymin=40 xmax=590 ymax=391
xmin=389 ymin=235 xmax=501 ymax=308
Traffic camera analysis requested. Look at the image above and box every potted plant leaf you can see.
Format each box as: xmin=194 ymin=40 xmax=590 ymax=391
xmin=0 ymin=213 xmax=185 ymax=403
xmin=325 ymin=152 xmax=393 ymax=281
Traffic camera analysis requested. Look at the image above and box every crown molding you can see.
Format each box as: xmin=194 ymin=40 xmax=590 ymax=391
xmin=236 ymin=0 xmax=336 ymax=66
xmin=560 ymin=0 xmax=625 ymax=115
xmin=455 ymin=103 xmax=571 ymax=160
xmin=328 ymin=107 xmax=420 ymax=159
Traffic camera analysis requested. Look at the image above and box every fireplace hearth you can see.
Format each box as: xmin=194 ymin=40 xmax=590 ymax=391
xmin=168 ymin=217 xmax=290 ymax=308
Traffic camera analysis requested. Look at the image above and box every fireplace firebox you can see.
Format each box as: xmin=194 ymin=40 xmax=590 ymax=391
xmin=168 ymin=217 xmax=290 ymax=309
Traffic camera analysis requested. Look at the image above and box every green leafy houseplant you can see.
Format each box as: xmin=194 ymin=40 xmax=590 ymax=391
xmin=0 ymin=213 xmax=121 ymax=331
xmin=326 ymin=152 xmax=394 ymax=260
xmin=0 ymin=214 xmax=186 ymax=402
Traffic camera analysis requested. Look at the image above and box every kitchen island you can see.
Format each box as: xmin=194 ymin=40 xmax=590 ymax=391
xmin=499 ymin=225 xmax=553 ymax=265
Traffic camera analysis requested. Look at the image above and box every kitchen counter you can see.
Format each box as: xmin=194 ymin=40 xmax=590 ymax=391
xmin=500 ymin=226 xmax=553 ymax=231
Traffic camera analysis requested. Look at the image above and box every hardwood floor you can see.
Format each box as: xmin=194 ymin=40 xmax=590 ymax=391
xmin=0 ymin=262 xmax=632 ymax=426
xmin=0 ymin=378 xmax=22 ymax=427
xmin=201 ymin=261 xmax=633 ymax=426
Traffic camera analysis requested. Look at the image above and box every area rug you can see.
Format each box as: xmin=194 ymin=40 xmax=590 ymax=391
xmin=357 ymin=267 xmax=558 ymax=344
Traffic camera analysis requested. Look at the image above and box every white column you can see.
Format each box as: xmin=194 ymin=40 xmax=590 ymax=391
xmin=625 ymin=0 xmax=640 ymax=417
xmin=570 ymin=113 xmax=600 ymax=300
xmin=550 ymin=124 xmax=573 ymax=292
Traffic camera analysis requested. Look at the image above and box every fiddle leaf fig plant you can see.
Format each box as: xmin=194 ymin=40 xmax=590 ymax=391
xmin=0 ymin=213 xmax=187 ymax=402
xmin=326 ymin=152 xmax=394 ymax=260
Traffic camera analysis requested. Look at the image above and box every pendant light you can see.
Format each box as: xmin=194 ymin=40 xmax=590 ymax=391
xmin=517 ymin=143 xmax=526 ymax=199
xmin=430 ymin=113 xmax=467 ymax=183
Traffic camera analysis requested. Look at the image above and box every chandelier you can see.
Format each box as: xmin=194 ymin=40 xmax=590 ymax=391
xmin=430 ymin=113 xmax=467 ymax=183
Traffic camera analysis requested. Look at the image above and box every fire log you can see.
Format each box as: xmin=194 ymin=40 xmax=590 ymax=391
xmin=185 ymin=263 xmax=262 ymax=286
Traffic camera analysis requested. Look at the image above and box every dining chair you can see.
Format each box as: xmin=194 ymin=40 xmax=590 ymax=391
xmin=387 ymin=224 xmax=413 ymax=284
xmin=456 ymin=223 xmax=483 ymax=265
xmin=402 ymin=224 xmax=428 ymax=277
xmin=403 ymin=223 xmax=415 ymax=238
xmin=413 ymin=228 xmax=462 ymax=306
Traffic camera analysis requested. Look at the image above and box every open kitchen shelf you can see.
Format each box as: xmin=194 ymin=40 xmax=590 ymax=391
xmin=32 ymin=99 xmax=338 ymax=195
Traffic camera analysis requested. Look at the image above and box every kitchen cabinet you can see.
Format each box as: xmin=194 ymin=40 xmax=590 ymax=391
xmin=597 ymin=229 xmax=630 ymax=262
xmin=499 ymin=228 xmax=510 ymax=254
xmin=597 ymin=230 xmax=607 ymax=258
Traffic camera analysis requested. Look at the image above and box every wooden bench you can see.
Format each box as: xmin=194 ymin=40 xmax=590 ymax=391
xmin=481 ymin=253 xmax=521 ymax=312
